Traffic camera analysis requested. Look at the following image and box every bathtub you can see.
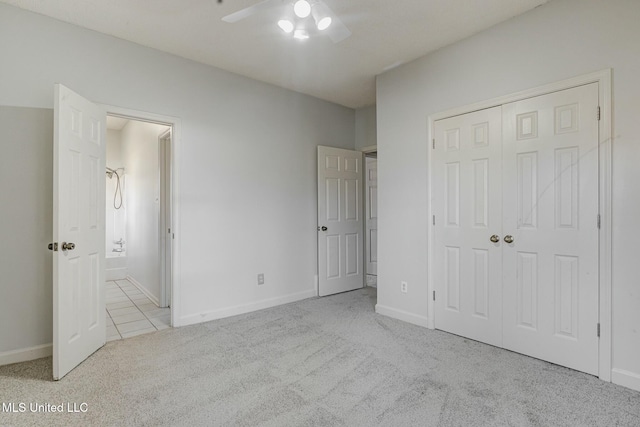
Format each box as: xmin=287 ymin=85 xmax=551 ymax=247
xmin=106 ymin=251 xmax=127 ymax=281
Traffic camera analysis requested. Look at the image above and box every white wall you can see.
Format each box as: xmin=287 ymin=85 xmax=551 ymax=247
xmin=355 ymin=105 xmax=377 ymax=150
xmin=0 ymin=107 xmax=53 ymax=355
xmin=122 ymin=120 xmax=170 ymax=302
xmin=376 ymin=0 xmax=640 ymax=390
xmin=0 ymin=4 xmax=354 ymax=355
xmin=106 ymin=129 xmax=125 ymax=255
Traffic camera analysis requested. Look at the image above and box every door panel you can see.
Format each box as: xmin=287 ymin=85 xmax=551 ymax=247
xmin=433 ymin=106 xmax=503 ymax=347
xmin=317 ymin=146 xmax=364 ymax=296
xmin=502 ymin=83 xmax=599 ymax=375
xmin=53 ymin=84 xmax=106 ymax=380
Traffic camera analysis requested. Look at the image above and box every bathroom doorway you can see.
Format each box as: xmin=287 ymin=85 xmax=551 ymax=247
xmin=104 ymin=114 xmax=173 ymax=340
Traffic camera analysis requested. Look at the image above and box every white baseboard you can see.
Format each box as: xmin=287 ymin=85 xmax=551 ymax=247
xmin=179 ymin=289 xmax=316 ymax=327
xmin=126 ymin=275 xmax=160 ymax=307
xmin=611 ymin=368 xmax=640 ymax=392
xmin=375 ymin=304 xmax=429 ymax=328
xmin=0 ymin=344 xmax=52 ymax=367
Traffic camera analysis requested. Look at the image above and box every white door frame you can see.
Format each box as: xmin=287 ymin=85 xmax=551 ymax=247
xmin=158 ymin=128 xmax=172 ymax=309
xmin=102 ymin=104 xmax=182 ymax=327
xmin=426 ymin=69 xmax=612 ymax=381
xmin=360 ymin=145 xmax=377 ymax=285
xmin=360 ymin=145 xmax=377 ymax=155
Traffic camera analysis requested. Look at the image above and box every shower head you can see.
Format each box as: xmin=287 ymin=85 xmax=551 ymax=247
xmin=106 ymin=167 xmax=116 ymax=179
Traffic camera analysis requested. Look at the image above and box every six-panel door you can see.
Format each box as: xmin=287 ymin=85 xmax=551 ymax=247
xmin=53 ymin=84 xmax=106 ymax=380
xmin=501 ymin=83 xmax=599 ymax=375
xmin=317 ymin=146 xmax=364 ymax=296
xmin=433 ymin=106 xmax=503 ymax=347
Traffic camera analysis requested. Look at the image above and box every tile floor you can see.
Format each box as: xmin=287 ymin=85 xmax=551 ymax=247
xmin=106 ymin=279 xmax=170 ymax=341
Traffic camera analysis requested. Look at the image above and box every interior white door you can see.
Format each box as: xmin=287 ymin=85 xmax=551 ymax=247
xmin=501 ymin=83 xmax=599 ymax=375
xmin=433 ymin=107 xmax=503 ymax=347
xmin=365 ymin=157 xmax=378 ymax=276
xmin=53 ymin=84 xmax=106 ymax=380
xmin=317 ymin=146 xmax=364 ymax=296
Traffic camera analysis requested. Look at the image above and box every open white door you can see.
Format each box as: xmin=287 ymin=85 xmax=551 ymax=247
xmin=317 ymin=146 xmax=364 ymax=296
xmin=53 ymin=84 xmax=106 ymax=380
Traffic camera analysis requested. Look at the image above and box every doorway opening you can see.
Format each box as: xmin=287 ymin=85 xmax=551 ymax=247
xmin=364 ymin=150 xmax=377 ymax=288
xmin=104 ymin=114 xmax=173 ymax=340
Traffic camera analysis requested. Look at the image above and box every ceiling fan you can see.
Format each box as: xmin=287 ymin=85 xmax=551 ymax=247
xmin=221 ymin=0 xmax=352 ymax=43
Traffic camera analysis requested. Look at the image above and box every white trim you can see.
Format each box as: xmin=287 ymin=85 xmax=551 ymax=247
xmin=426 ymin=69 xmax=612 ymax=380
xmin=429 ymin=69 xmax=612 ymax=122
xmin=611 ymin=369 xmax=640 ymax=392
xmin=179 ymin=289 xmax=316 ymax=327
xmin=101 ymin=104 xmax=182 ymax=328
xmin=158 ymin=129 xmax=172 ymax=309
xmin=596 ymin=71 xmax=613 ymax=382
xmin=0 ymin=344 xmax=52 ymax=367
xmin=126 ymin=275 xmax=160 ymax=307
xmin=375 ymin=304 xmax=429 ymax=328
xmin=360 ymin=144 xmax=377 ymax=154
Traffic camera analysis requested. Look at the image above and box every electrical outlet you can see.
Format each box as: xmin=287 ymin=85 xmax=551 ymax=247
xmin=258 ymin=273 xmax=264 ymax=285
xmin=401 ymin=281 xmax=408 ymax=293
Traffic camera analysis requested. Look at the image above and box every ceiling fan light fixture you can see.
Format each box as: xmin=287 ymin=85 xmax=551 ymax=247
xmin=293 ymin=29 xmax=309 ymax=40
xmin=277 ymin=19 xmax=294 ymax=33
xmin=293 ymin=0 xmax=311 ymax=18
xmin=317 ymin=16 xmax=332 ymax=31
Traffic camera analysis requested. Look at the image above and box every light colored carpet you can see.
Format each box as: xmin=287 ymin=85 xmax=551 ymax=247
xmin=1 ymin=287 xmax=639 ymax=426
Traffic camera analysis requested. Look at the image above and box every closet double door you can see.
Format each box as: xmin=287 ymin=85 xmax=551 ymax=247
xmin=433 ymin=83 xmax=600 ymax=375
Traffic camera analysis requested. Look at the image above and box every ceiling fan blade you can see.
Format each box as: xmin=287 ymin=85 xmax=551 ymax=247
xmin=222 ymin=0 xmax=279 ymax=23
xmin=327 ymin=15 xmax=351 ymax=43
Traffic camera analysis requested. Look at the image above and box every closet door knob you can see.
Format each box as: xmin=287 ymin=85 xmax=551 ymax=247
xmin=61 ymin=242 xmax=76 ymax=251
xmin=503 ymin=235 xmax=514 ymax=244
xmin=489 ymin=235 xmax=500 ymax=243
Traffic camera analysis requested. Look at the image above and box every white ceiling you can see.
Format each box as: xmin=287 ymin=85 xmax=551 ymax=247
xmin=1 ymin=0 xmax=549 ymax=108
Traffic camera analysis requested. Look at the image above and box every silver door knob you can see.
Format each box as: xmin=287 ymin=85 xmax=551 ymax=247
xmin=61 ymin=242 xmax=76 ymax=251
xmin=317 ymin=226 xmax=328 ymax=231
xmin=503 ymin=235 xmax=514 ymax=244
xmin=490 ymin=235 xmax=500 ymax=243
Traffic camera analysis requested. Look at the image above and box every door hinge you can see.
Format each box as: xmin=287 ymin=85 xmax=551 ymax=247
xmin=433 ymin=291 xmax=436 ymax=301
xmin=48 ymin=242 xmax=58 ymax=251
xmin=597 ymin=214 xmax=601 ymax=229
xmin=597 ymin=323 xmax=600 ymax=337
xmin=432 ymin=215 xmax=435 ymax=225
xmin=432 ymin=139 xmax=435 ymax=149
xmin=597 ymin=106 xmax=601 ymax=121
